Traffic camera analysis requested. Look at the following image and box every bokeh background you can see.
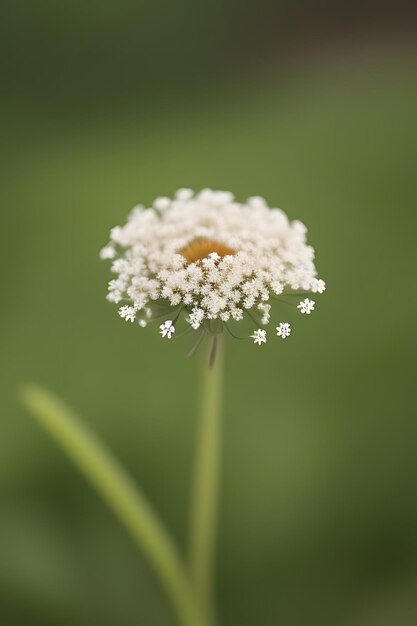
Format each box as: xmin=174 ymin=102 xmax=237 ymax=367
xmin=1 ymin=1 xmax=417 ymax=624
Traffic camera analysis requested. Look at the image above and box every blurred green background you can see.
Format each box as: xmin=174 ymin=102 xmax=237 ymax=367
xmin=1 ymin=1 xmax=417 ymax=625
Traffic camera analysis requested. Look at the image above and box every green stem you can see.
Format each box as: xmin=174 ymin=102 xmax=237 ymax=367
xmin=188 ymin=334 xmax=224 ymax=622
xmin=21 ymin=385 xmax=209 ymax=626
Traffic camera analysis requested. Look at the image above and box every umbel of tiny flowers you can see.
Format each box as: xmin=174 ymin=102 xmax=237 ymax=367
xmin=100 ymin=188 xmax=326 ymax=351
xmin=297 ymin=298 xmax=315 ymax=314
xmin=276 ymin=322 xmax=291 ymax=339
xmin=251 ymin=329 xmax=267 ymax=346
xmin=160 ymin=320 xmax=175 ymax=339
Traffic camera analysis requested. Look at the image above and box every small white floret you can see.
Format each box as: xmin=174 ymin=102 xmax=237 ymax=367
xmin=247 ymin=196 xmax=266 ymax=209
xmin=188 ymin=307 xmax=204 ymax=330
xmin=276 ymin=322 xmax=291 ymax=339
xmin=175 ymin=188 xmax=194 ymax=201
xmin=153 ymin=197 xmax=171 ymax=211
xmin=258 ymin=302 xmax=271 ymax=325
xmin=160 ymin=320 xmax=175 ymax=339
xmin=297 ymin=298 xmax=315 ymax=314
xmin=100 ymin=245 xmax=116 ymax=260
xmin=251 ymin=329 xmax=267 ymax=345
xmin=119 ymin=305 xmax=137 ymax=322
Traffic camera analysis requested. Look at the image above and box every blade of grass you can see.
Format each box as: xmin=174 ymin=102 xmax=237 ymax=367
xmin=21 ymin=384 xmax=210 ymax=626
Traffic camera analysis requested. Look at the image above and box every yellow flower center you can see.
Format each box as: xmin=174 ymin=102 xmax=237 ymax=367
xmin=179 ymin=238 xmax=236 ymax=264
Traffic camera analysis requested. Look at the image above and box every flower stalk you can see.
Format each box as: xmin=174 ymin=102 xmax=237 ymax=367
xmin=188 ymin=334 xmax=224 ymax=622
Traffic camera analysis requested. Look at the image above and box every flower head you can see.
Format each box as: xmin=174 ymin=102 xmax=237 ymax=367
xmin=160 ymin=320 xmax=175 ymax=339
xmin=276 ymin=322 xmax=291 ymax=339
xmin=119 ymin=305 xmax=137 ymax=323
xmin=251 ymin=329 xmax=267 ymax=345
xmin=101 ymin=188 xmax=325 ymax=345
xmin=297 ymin=298 xmax=315 ymax=314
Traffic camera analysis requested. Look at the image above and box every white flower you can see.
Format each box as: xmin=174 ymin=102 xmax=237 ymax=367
xmin=100 ymin=245 xmax=116 ymax=260
xmin=175 ymin=188 xmax=194 ymax=201
xmin=160 ymin=320 xmax=175 ymax=339
xmin=257 ymin=302 xmax=271 ymax=325
xmin=311 ymin=279 xmax=326 ymax=294
xmin=276 ymin=322 xmax=291 ymax=339
xmin=119 ymin=305 xmax=137 ymax=322
xmin=297 ymin=298 xmax=315 ymax=314
xmin=188 ymin=307 xmax=205 ymax=330
xmin=251 ymin=329 xmax=267 ymax=345
xmin=153 ymin=197 xmax=171 ymax=211
xmin=101 ymin=188 xmax=325 ymax=340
